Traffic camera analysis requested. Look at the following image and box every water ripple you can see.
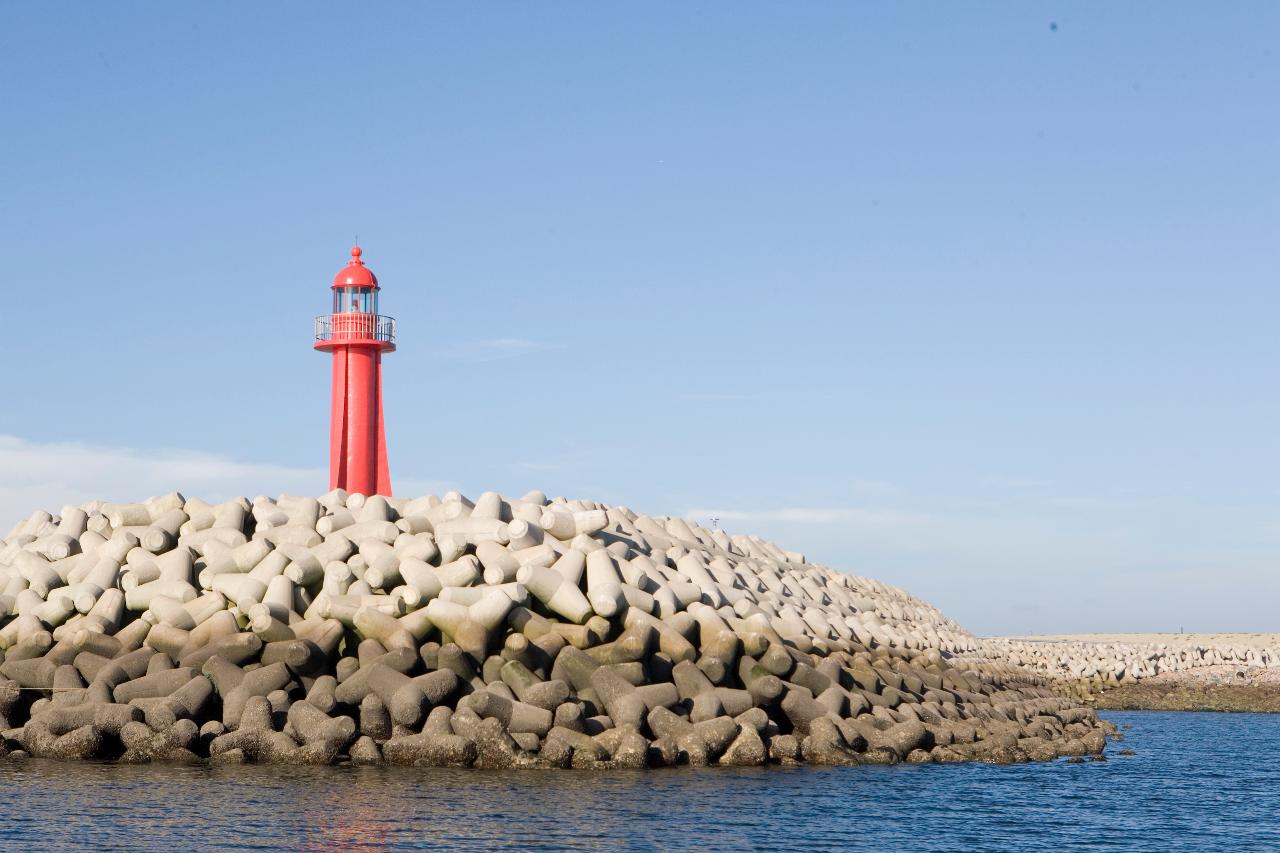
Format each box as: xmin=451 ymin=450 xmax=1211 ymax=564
xmin=1 ymin=712 xmax=1278 ymax=851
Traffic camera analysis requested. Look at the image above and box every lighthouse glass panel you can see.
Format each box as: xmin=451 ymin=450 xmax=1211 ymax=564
xmin=334 ymin=287 xmax=377 ymax=314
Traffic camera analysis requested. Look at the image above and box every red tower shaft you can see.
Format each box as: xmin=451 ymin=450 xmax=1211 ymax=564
xmin=327 ymin=343 xmax=391 ymax=496
xmin=315 ymin=247 xmax=396 ymax=496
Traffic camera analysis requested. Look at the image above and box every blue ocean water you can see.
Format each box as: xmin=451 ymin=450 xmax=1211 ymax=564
xmin=0 ymin=711 xmax=1276 ymax=852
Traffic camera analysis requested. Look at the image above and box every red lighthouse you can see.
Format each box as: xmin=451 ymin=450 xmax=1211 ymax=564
xmin=315 ymin=246 xmax=395 ymax=496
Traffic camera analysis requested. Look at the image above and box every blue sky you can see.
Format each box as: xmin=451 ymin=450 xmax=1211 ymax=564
xmin=1 ymin=4 xmax=1276 ymax=635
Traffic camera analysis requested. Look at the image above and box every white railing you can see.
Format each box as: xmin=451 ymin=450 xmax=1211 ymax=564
xmin=315 ymin=314 xmax=396 ymax=344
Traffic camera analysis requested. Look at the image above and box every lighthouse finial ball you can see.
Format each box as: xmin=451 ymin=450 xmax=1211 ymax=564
xmin=333 ymin=246 xmax=377 ymax=287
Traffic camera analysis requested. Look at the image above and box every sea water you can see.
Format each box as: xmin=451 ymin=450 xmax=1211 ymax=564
xmin=0 ymin=711 xmax=1276 ymax=851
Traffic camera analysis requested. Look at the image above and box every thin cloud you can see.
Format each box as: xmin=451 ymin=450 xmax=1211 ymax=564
xmin=441 ymin=338 xmax=566 ymax=363
xmin=676 ymin=391 xmax=766 ymax=403
xmin=516 ymin=461 xmax=560 ymax=473
xmin=0 ymin=434 xmax=453 ymax=529
xmin=684 ymin=507 xmax=932 ymax=526
xmin=677 ymin=390 xmax=846 ymax=404
xmin=394 ymin=476 xmax=459 ymax=497
xmin=983 ymin=475 xmax=1053 ymax=489
xmin=1050 ymin=495 xmax=1166 ymax=511
xmin=0 ymin=434 xmax=325 ymax=528
xmin=846 ymin=479 xmax=908 ymax=497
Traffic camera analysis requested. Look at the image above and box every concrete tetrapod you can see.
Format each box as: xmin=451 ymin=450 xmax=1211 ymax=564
xmin=0 ymin=489 xmax=1114 ymax=769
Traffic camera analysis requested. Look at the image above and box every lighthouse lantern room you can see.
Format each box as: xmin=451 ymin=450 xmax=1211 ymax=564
xmin=314 ymin=246 xmax=395 ymax=496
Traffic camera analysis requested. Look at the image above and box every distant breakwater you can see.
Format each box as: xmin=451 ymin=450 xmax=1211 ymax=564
xmin=983 ymin=635 xmax=1280 ymax=712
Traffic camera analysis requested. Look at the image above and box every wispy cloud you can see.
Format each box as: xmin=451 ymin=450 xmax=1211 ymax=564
xmin=441 ymin=338 xmax=565 ymax=363
xmin=683 ymin=507 xmax=932 ymax=526
xmin=1050 ymin=495 xmax=1167 ymax=511
xmin=0 ymin=434 xmax=325 ymax=528
xmin=983 ymin=475 xmax=1053 ymax=489
xmin=676 ymin=391 xmax=766 ymax=403
xmin=394 ymin=476 xmax=460 ymax=498
xmin=516 ymin=461 xmax=560 ymax=473
xmin=676 ymin=390 xmax=846 ymax=404
xmin=846 ymin=480 xmax=908 ymax=497
xmin=0 ymin=434 xmax=455 ymax=530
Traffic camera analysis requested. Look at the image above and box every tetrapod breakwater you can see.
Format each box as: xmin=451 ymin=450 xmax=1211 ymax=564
xmin=0 ymin=490 xmax=1112 ymax=768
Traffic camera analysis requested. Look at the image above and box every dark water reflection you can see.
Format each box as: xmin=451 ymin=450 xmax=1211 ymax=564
xmin=2 ymin=712 xmax=1278 ymax=851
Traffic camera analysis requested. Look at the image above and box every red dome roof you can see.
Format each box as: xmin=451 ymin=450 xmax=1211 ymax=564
xmin=332 ymin=245 xmax=379 ymax=288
